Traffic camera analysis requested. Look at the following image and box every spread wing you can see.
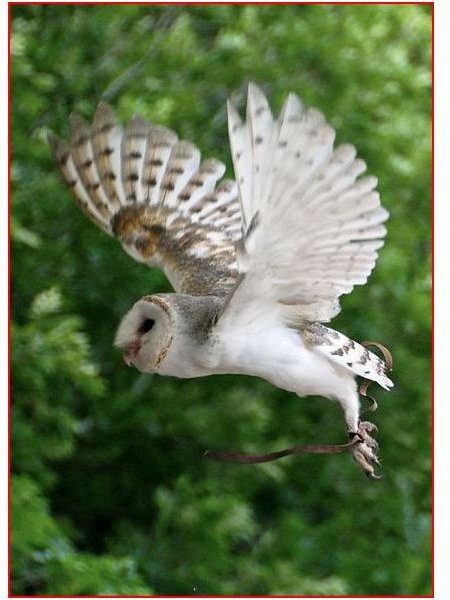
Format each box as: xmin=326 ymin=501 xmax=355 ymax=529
xmin=217 ymin=83 xmax=389 ymax=329
xmin=49 ymin=104 xmax=241 ymax=296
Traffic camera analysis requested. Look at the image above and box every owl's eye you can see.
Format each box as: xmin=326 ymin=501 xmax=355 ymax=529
xmin=138 ymin=318 xmax=155 ymax=334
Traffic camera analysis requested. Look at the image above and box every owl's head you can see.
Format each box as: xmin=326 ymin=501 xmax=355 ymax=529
xmin=114 ymin=295 xmax=174 ymax=372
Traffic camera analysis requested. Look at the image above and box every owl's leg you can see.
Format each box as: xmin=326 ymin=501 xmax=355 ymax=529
xmin=336 ymin=380 xmax=360 ymax=434
xmin=336 ymin=383 xmax=381 ymax=479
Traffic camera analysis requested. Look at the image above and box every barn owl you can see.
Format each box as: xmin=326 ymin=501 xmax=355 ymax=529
xmin=49 ymin=83 xmax=393 ymax=478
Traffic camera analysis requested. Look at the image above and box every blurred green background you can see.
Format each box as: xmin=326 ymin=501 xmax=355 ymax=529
xmin=11 ymin=4 xmax=431 ymax=596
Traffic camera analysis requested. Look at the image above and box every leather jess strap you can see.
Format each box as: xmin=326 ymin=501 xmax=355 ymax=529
xmin=204 ymin=437 xmax=360 ymax=464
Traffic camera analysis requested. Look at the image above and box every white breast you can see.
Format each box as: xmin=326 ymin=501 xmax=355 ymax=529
xmin=207 ymin=325 xmax=345 ymax=396
xmin=154 ymin=322 xmax=352 ymax=401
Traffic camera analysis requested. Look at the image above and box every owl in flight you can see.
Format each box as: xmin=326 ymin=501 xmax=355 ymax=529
xmin=50 ymin=83 xmax=393 ymax=478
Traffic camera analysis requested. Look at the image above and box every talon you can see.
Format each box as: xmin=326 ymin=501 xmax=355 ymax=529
xmin=366 ymin=471 xmax=382 ymax=480
xmin=364 ymin=436 xmax=379 ymax=451
xmin=359 ymin=421 xmax=378 ymax=434
xmin=352 ymin=449 xmax=374 ymax=474
xmin=350 ymin=420 xmax=382 ymax=480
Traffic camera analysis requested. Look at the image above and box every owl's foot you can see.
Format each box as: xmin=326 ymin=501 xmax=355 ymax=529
xmin=348 ymin=421 xmax=381 ymax=480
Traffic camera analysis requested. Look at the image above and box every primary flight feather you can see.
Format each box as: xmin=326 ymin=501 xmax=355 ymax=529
xmin=50 ymin=83 xmax=393 ymax=478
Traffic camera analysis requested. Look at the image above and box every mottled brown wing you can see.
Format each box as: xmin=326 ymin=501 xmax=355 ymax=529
xmin=49 ymin=103 xmax=241 ymax=296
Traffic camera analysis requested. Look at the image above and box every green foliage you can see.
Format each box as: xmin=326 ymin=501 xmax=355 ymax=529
xmin=11 ymin=475 xmax=152 ymax=595
xmin=11 ymin=4 xmax=431 ymax=596
xmin=12 ymin=287 xmax=105 ymax=489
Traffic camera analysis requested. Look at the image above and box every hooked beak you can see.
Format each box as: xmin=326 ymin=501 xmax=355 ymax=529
xmin=123 ymin=340 xmax=141 ymax=367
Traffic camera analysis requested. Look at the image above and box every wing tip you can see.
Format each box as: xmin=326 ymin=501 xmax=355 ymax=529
xmin=227 ymin=97 xmax=240 ymax=118
xmin=68 ymin=112 xmax=90 ymax=138
xmin=246 ymin=82 xmax=271 ymax=119
xmin=68 ymin=111 xmax=86 ymax=126
xmin=247 ymin=81 xmax=265 ymax=100
xmin=281 ymin=91 xmax=304 ymax=117
xmin=94 ymin=100 xmax=118 ymax=123
xmin=125 ymin=114 xmax=152 ymax=135
xmin=47 ymin=131 xmax=70 ymax=165
xmin=47 ymin=130 xmax=63 ymax=153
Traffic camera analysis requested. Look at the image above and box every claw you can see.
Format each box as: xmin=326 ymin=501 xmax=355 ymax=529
xmin=350 ymin=420 xmax=382 ymax=479
xmin=366 ymin=471 xmax=382 ymax=480
xmin=352 ymin=448 xmax=375 ymax=474
xmin=359 ymin=421 xmax=378 ymax=434
xmin=363 ymin=435 xmax=379 ymax=451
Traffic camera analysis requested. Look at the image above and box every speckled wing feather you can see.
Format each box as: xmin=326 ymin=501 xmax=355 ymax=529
xmin=220 ymin=83 xmax=389 ymax=326
xmin=302 ymin=323 xmax=393 ymax=390
xmin=49 ymin=103 xmax=241 ymax=296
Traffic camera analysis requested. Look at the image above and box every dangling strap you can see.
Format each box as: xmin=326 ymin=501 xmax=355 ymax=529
xmin=204 ymin=437 xmax=360 ymax=464
xmin=359 ymin=341 xmax=393 ymax=414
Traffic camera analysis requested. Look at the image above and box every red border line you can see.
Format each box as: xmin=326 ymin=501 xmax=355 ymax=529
xmin=7 ymin=1 xmax=435 ymax=6
xmin=430 ymin=1 xmax=435 ymax=598
xmin=8 ymin=2 xmax=434 ymax=598
xmin=8 ymin=3 xmax=12 ymax=598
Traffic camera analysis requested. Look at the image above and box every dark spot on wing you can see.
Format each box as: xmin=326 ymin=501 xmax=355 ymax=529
xmin=331 ymin=348 xmax=344 ymax=356
xmin=99 ymin=147 xmax=114 ymax=157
